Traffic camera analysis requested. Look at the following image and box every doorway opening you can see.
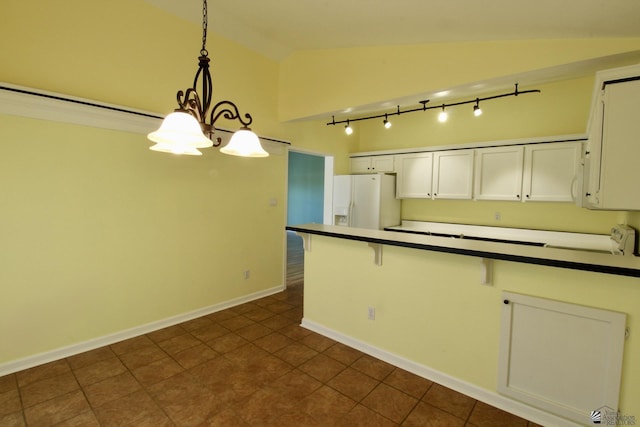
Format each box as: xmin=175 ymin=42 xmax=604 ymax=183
xmin=286 ymin=150 xmax=334 ymax=289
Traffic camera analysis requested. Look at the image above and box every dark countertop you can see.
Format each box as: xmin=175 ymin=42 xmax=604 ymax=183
xmin=286 ymin=224 xmax=640 ymax=278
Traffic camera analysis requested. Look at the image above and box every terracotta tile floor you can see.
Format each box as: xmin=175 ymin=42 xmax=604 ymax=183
xmin=0 ymin=234 xmax=543 ymax=426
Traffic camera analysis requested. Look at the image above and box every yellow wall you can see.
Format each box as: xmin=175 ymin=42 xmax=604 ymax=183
xmin=353 ymin=76 xmax=626 ymax=233
xmin=1 ymin=0 xmax=639 ymax=371
xmin=0 ymin=0 xmax=292 ymax=366
xmin=279 ymin=39 xmax=640 ymax=121
xmin=303 ymin=235 xmax=640 ymax=421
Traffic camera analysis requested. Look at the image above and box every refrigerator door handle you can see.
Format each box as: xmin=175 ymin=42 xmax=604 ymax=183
xmin=348 ymin=201 xmax=355 ymax=227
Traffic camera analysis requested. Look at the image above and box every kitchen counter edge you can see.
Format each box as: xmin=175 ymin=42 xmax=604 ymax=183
xmin=286 ymin=224 xmax=640 ymax=278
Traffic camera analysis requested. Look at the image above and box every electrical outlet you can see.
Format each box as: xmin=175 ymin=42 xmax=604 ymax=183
xmin=368 ymin=306 xmax=376 ymax=320
xmin=243 ymin=270 xmax=250 ymax=280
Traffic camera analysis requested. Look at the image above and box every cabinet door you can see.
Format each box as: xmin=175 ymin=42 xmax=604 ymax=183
xmin=433 ymin=150 xmax=474 ymax=199
xmin=597 ymin=78 xmax=640 ymax=209
xmin=474 ymin=146 xmax=524 ymax=201
xmin=371 ymin=155 xmax=395 ymax=172
xmin=350 ymin=157 xmax=372 ymax=173
xmin=522 ymin=142 xmax=581 ymax=202
xmin=395 ymin=153 xmax=433 ymax=198
xmin=350 ymin=155 xmax=395 ymax=173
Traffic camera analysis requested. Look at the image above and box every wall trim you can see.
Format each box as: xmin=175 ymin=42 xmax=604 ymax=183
xmin=301 ymin=318 xmax=581 ymax=427
xmin=0 ymin=82 xmax=291 ymax=147
xmin=0 ymin=285 xmax=284 ymax=377
xmin=0 ymin=82 xmax=162 ymax=135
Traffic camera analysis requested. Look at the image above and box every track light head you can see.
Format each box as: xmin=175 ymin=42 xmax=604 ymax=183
xmin=345 ymin=120 xmax=353 ymax=135
xmin=473 ymin=99 xmax=482 ymax=117
xmin=438 ymin=106 xmax=448 ymax=123
xmin=383 ymin=114 xmax=391 ymax=129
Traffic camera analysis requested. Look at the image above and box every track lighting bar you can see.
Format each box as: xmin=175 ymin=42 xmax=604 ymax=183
xmin=327 ymin=84 xmax=540 ymax=129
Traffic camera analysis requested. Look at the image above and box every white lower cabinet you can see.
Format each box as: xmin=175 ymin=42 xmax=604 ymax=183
xmin=499 ymin=292 xmax=626 ymax=425
xmin=432 ymin=149 xmax=474 ymax=199
xmin=395 ymin=152 xmax=433 ymax=198
xmin=521 ymin=142 xmax=582 ymax=202
xmin=474 ymin=146 xmax=524 ymax=201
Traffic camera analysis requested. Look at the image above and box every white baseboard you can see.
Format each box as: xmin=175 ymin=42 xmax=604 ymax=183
xmin=0 ymin=285 xmax=284 ymax=377
xmin=301 ymin=318 xmax=581 ymax=427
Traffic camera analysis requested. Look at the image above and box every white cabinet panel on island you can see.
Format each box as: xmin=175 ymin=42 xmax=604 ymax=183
xmin=395 ymin=152 xmax=433 ymax=198
xmin=433 ymin=149 xmax=474 ymax=199
xmin=474 ymin=146 xmax=524 ymax=201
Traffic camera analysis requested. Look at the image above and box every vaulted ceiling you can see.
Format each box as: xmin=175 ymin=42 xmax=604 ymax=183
xmin=148 ymin=0 xmax=640 ymax=60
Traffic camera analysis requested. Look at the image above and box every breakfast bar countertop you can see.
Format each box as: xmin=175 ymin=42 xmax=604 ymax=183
xmin=286 ymin=223 xmax=640 ymax=278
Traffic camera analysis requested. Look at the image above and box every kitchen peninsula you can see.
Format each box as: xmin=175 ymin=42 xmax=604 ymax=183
xmin=287 ymin=223 xmax=640 ymax=426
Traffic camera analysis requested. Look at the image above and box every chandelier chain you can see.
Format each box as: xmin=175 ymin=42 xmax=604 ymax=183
xmin=201 ymin=0 xmax=208 ymax=56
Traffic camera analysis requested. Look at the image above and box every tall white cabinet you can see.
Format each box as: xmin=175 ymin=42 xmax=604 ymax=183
xmin=584 ymin=64 xmax=640 ymax=210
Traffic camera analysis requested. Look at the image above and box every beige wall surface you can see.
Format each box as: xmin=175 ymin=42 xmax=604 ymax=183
xmin=303 ymin=235 xmax=640 ymax=423
xmin=279 ymin=39 xmax=640 ymax=122
xmin=0 ymin=0 xmax=290 ymax=366
xmin=1 ymin=0 xmax=639 ymax=370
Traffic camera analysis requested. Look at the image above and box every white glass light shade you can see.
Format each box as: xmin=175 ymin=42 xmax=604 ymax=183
xmin=148 ymin=111 xmax=213 ymax=155
xmin=438 ymin=110 xmax=448 ymax=123
xmin=220 ymin=129 xmax=269 ymax=157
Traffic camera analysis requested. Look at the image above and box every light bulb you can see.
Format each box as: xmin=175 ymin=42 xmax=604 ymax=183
xmin=438 ymin=109 xmax=448 ymax=123
xmin=220 ymin=128 xmax=269 ymax=157
xmin=383 ymin=119 xmax=391 ymax=129
xmin=473 ymin=100 xmax=483 ymax=117
xmin=345 ymin=122 xmax=353 ymax=135
xmin=148 ymin=111 xmax=213 ymax=155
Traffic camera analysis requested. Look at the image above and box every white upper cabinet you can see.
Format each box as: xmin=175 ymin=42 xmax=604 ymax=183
xmin=350 ymin=155 xmax=395 ymax=174
xmin=433 ymin=149 xmax=474 ymax=199
xmin=584 ymin=64 xmax=640 ymax=210
xmin=395 ymin=152 xmax=433 ymax=198
xmin=474 ymin=146 xmax=524 ymax=201
xmin=521 ymin=142 xmax=582 ymax=202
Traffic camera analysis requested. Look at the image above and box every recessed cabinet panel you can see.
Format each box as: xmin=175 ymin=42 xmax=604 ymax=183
xmin=350 ymin=155 xmax=395 ymax=174
xmin=474 ymin=146 xmax=524 ymax=201
xmin=433 ymin=150 xmax=474 ymax=199
xmin=521 ymin=142 xmax=581 ymax=202
xmin=499 ymin=292 xmax=626 ymax=425
xmin=395 ymin=153 xmax=433 ymax=198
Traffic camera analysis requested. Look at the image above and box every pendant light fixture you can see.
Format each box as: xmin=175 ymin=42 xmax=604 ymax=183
xmin=148 ymin=0 xmax=268 ymax=157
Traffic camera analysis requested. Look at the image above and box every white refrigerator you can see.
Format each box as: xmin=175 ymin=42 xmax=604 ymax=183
xmin=332 ymin=174 xmax=401 ymax=230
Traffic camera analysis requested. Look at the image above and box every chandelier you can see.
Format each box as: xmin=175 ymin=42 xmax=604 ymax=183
xmin=148 ymin=0 xmax=268 ymax=157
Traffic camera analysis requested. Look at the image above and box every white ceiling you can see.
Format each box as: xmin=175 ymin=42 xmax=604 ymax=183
xmin=148 ymin=0 xmax=640 ymax=61
xmin=146 ymin=0 xmax=640 ymax=117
